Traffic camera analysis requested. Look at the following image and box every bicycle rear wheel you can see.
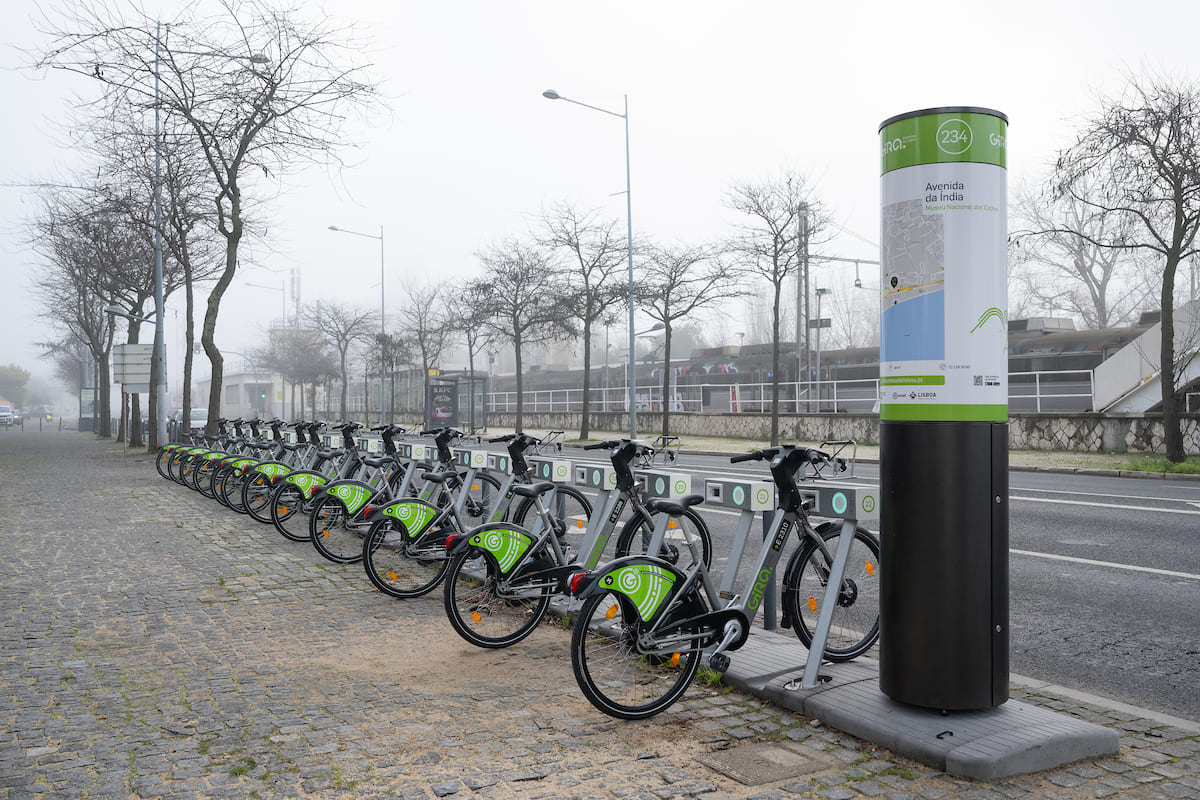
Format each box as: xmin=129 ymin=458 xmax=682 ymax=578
xmin=362 ymin=518 xmax=450 ymax=598
xmin=309 ymin=497 xmax=365 ymax=563
xmin=783 ymin=523 xmax=880 ymax=662
xmin=271 ymin=484 xmax=312 ymax=542
xmin=155 ymin=448 xmax=173 ymax=479
xmin=241 ymin=472 xmax=276 ymax=523
xmin=443 ymin=551 xmax=551 ymax=648
xmin=570 ymin=589 xmax=701 ymax=720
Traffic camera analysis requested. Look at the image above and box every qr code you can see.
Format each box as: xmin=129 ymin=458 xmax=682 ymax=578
xmin=973 ymin=375 xmax=983 ymax=386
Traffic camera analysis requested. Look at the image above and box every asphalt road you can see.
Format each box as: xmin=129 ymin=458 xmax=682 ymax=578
xmin=599 ymin=450 xmax=1200 ymax=724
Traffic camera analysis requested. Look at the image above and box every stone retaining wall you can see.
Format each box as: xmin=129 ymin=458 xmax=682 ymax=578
xmin=490 ymin=411 xmax=1200 ymax=455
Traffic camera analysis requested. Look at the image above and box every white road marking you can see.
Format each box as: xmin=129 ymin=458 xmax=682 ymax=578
xmin=1011 ymin=548 xmax=1200 ymax=580
xmin=1012 ymin=495 xmax=1200 ymax=516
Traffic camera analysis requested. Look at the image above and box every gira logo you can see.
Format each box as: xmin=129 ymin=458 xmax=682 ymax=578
xmin=748 ymin=566 xmax=775 ymax=611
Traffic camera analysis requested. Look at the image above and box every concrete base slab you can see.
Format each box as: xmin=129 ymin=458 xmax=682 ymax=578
xmin=722 ymin=628 xmax=1120 ymax=780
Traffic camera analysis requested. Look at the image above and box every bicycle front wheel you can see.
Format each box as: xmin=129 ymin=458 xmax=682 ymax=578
xmin=614 ymin=507 xmax=712 ymax=570
xmin=571 ymin=589 xmax=701 ymax=720
xmin=443 ymin=551 xmax=550 ymax=648
xmin=784 ymin=523 xmax=880 ymax=662
xmin=155 ymin=448 xmax=173 ymax=480
xmin=446 ymin=472 xmax=504 ymax=524
xmin=309 ymin=497 xmax=365 ymax=563
xmin=362 ymin=518 xmax=450 ymax=598
xmin=511 ymin=485 xmax=593 ymax=563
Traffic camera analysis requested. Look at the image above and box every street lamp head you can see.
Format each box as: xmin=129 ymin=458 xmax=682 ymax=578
xmin=103 ymin=305 xmax=122 ymax=315
xmin=327 ymin=225 xmax=340 ymax=231
xmin=249 ymin=53 xmax=270 ymax=64
xmin=542 ymin=89 xmax=561 ymax=100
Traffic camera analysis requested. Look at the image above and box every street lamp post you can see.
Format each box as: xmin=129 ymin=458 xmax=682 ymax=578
xmin=542 ymin=88 xmax=638 ymax=438
xmin=329 ymin=225 xmax=385 ymax=424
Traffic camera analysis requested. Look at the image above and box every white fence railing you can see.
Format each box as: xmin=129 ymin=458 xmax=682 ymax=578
xmin=487 ymin=370 xmax=1096 ymax=415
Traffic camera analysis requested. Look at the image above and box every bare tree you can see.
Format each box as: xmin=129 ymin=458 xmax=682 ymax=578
xmin=396 ymin=283 xmax=452 ymax=418
xmin=1054 ymin=74 xmax=1200 ymax=461
xmin=303 ymin=301 xmax=375 ymax=420
xmin=470 ymin=239 xmax=575 ymax=432
xmin=37 ymin=0 xmax=379 ymax=435
xmin=537 ymin=202 xmax=629 ymax=439
xmin=1011 ymin=180 xmax=1155 ymax=328
xmin=28 ymin=192 xmax=122 ymax=437
xmin=726 ymin=172 xmax=824 ymax=444
xmin=458 ymin=282 xmax=497 ymax=432
xmin=639 ymin=243 xmax=740 ymax=438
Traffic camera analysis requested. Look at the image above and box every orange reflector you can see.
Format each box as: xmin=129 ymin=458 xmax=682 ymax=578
xmin=471 ymin=484 xmax=480 ymax=490
xmin=866 ymin=561 xmax=875 ymax=576
xmin=577 ymin=519 xmax=584 ymax=528
xmin=277 ymin=507 xmax=288 ymax=514
xmin=388 ymin=571 xmax=398 ymax=580
xmin=669 ymin=653 xmax=680 ymax=667
xmin=807 ymin=596 xmax=818 ymax=613
xmin=322 ymin=530 xmax=330 ymax=538
xmin=471 ymin=612 xmax=482 ymax=623
xmin=605 ymin=604 xmax=618 ymax=620
xmin=668 ymin=520 xmax=677 ymax=528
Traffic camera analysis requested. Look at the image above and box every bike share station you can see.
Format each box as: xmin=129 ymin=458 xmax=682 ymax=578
xmin=711 ymin=107 xmax=1117 ymax=780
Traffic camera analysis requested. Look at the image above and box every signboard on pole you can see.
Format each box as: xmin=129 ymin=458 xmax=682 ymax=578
xmin=878 ymin=108 xmax=1008 ymax=422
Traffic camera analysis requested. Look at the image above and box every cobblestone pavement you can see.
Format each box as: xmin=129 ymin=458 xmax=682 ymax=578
xmin=1 ymin=430 xmax=1197 ymax=799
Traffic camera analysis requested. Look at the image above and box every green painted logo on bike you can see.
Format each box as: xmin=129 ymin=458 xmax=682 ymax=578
xmin=232 ymin=458 xmax=257 ymax=474
xmin=330 ymin=484 xmax=372 ymax=515
xmin=253 ymin=462 xmax=290 ymax=478
xmin=285 ymin=472 xmax=326 ymax=498
xmin=382 ymin=501 xmax=438 ymax=538
xmin=469 ymin=526 xmax=532 ymax=574
xmin=600 ymin=564 xmax=676 ymax=621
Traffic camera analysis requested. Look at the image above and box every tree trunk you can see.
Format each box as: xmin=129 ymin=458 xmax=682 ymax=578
xmin=339 ymin=347 xmax=349 ymax=420
xmin=202 ymin=204 xmax=244 ymax=435
xmin=98 ymin=353 xmax=112 ymax=438
xmin=1161 ymin=252 xmax=1183 ymax=461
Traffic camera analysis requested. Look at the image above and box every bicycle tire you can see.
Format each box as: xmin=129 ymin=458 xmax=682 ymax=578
xmin=270 ymin=483 xmax=313 ymax=542
xmin=210 ymin=464 xmax=234 ymax=508
xmin=511 ymin=485 xmax=593 ymax=564
xmin=613 ymin=506 xmax=712 ymax=570
xmin=168 ymin=451 xmax=190 ymax=485
xmin=241 ymin=471 xmax=276 ymax=523
xmin=191 ymin=457 xmax=217 ymax=496
xmin=443 ymin=550 xmax=551 ymax=648
xmin=570 ymin=589 xmax=701 ymax=720
xmin=782 ymin=523 xmax=880 ymax=662
xmin=309 ymin=496 xmax=366 ymax=563
xmin=362 ymin=518 xmax=450 ymax=598
xmin=155 ymin=447 xmax=173 ymax=480
xmin=217 ymin=465 xmax=242 ymax=510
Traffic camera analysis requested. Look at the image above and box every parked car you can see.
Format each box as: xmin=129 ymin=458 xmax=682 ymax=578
xmin=0 ymin=405 xmax=14 ymax=426
xmin=171 ymin=408 xmax=209 ymax=437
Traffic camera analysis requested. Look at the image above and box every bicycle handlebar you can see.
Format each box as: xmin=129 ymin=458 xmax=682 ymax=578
xmin=730 ymin=451 xmax=762 ymax=464
xmin=583 ymin=440 xmax=619 ymax=451
xmin=489 ymin=433 xmax=517 ymax=443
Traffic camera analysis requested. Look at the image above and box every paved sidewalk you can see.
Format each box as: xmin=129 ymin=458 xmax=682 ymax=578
xmin=1 ymin=429 xmax=1197 ymax=799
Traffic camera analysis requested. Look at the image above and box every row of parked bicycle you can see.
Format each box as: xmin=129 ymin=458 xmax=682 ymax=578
xmin=155 ymin=419 xmax=880 ymax=719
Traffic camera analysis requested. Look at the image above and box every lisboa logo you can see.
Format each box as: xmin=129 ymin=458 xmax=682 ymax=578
xmin=862 ymin=495 xmax=876 ymax=514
